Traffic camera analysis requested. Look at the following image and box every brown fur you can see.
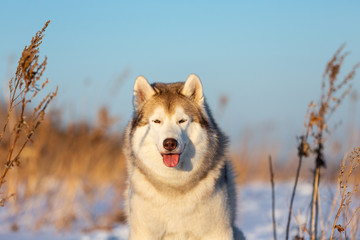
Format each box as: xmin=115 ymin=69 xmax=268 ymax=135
xmin=131 ymin=82 xmax=210 ymax=133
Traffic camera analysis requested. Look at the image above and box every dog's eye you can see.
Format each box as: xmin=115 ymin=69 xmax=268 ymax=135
xmin=152 ymin=119 xmax=161 ymax=124
xmin=178 ymin=119 xmax=187 ymax=124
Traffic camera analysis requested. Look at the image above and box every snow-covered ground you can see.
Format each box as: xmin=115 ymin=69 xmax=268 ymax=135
xmin=0 ymin=182 xmax=357 ymax=240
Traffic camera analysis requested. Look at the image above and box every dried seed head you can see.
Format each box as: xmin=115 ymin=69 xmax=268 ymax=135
xmin=335 ymin=224 xmax=345 ymax=233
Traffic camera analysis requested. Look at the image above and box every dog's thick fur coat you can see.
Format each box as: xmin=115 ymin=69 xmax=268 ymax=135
xmin=123 ymin=74 xmax=244 ymax=240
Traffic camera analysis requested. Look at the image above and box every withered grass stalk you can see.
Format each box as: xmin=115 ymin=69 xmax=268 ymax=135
xmin=268 ymin=155 xmax=277 ymax=240
xmin=330 ymin=147 xmax=360 ymax=240
xmin=0 ymin=20 xmax=57 ymax=203
xmin=307 ymin=45 xmax=359 ymax=240
xmin=286 ymin=44 xmax=360 ymax=240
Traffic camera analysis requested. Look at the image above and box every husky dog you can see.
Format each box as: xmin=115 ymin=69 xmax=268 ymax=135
xmin=123 ymin=74 xmax=245 ymax=240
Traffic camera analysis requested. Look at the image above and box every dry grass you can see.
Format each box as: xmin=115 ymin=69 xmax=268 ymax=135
xmin=305 ymin=44 xmax=359 ymax=240
xmin=0 ymin=20 xmax=57 ymax=204
xmin=0 ymin=21 xmax=126 ymax=231
xmin=330 ymin=147 xmax=360 ymax=240
xmin=0 ymin=107 xmax=127 ymax=230
xmin=281 ymin=45 xmax=360 ymax=240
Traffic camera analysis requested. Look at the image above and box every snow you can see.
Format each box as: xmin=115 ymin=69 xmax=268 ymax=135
xmin=0 ymin=182 xmax=358 ymax=240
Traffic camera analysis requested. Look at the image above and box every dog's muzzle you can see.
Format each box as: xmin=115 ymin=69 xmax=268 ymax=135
xmin=162 ymin=138 xmax=180 ymax=167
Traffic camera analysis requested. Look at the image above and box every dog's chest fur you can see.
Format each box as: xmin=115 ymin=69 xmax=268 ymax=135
xmin=127 ymin=163 xmax=233 ymax=239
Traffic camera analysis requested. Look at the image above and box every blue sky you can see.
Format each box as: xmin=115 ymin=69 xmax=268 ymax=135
xmin=1 ymin=1 xmax=360 ymax=147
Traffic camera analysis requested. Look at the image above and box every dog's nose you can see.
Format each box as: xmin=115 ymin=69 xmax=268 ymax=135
xmin=163 ymin=138 xmax=178 ymax=151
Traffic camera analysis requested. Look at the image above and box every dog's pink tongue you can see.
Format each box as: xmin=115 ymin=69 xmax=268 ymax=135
xmin=163 ymin=154 xmax=180 ymax=167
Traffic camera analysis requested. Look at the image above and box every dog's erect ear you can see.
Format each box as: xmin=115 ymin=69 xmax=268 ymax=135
xmin=133 ymin=76 xmax=155 ymax=110
xmin=181 ymin=74 xmax=204 ymax=105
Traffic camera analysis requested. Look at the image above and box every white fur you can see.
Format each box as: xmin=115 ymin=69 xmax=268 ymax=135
xmin=131 ymin=106 xmax=208 ymax=184
xmin=128 ymin=170 xmax=234 ymax=240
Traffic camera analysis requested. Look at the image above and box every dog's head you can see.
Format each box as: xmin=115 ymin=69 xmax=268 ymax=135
xmin=130 ymin=74 xmax=212 ymax=178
